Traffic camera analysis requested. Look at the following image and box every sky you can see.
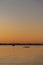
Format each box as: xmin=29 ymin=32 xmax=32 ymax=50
xmin=0 ymin=0 xmax=43 ymax=43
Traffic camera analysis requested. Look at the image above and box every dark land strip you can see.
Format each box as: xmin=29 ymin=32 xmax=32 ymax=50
xmin=0 ymin=43 xmax=43 ymax=46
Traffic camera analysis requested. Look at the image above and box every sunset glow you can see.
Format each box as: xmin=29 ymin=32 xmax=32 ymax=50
xmin=0 ymin=0 xmax=43 ymax=43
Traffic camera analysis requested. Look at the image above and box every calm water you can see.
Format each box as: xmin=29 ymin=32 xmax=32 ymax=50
xmin=0 ymin=45 xmax=43 ymax=65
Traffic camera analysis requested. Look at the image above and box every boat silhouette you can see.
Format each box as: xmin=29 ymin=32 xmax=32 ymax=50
xmin=23 ymin=46 xmax=30 ymax=48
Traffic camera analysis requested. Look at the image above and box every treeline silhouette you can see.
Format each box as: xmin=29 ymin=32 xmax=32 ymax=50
xmin=0 ymin=43 xmax=43 ymax=46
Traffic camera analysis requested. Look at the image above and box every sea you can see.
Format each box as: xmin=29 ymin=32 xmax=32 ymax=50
xmin=0 ymin=45 xmax=43 ymax=65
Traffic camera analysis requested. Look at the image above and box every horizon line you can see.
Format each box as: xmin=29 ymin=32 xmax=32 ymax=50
xmin=0 ymin=43 xmax=43 ymax=46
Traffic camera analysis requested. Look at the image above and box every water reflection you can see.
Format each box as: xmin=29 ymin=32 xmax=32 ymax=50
xmin=0 ymin=45 xmax=43 ymax=65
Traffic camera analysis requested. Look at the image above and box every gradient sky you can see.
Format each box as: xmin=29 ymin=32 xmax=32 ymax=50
xmin=0 ymin=0 xmax=43 ymax=43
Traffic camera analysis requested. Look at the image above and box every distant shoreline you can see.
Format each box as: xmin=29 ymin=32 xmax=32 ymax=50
xmin=0 ymin=43 xmax=43 ymax=46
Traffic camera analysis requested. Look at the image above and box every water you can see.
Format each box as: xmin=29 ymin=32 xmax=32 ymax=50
xmin=0 ymin=45 xmax=43 ymax=65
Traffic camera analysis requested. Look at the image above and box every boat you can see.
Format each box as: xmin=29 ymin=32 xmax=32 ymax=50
xmin=23 ymin=46 xmax=30 ymax=48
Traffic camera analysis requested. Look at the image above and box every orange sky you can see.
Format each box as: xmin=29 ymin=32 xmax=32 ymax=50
xmin=0 ymin=0 xmax=43 ymax=43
